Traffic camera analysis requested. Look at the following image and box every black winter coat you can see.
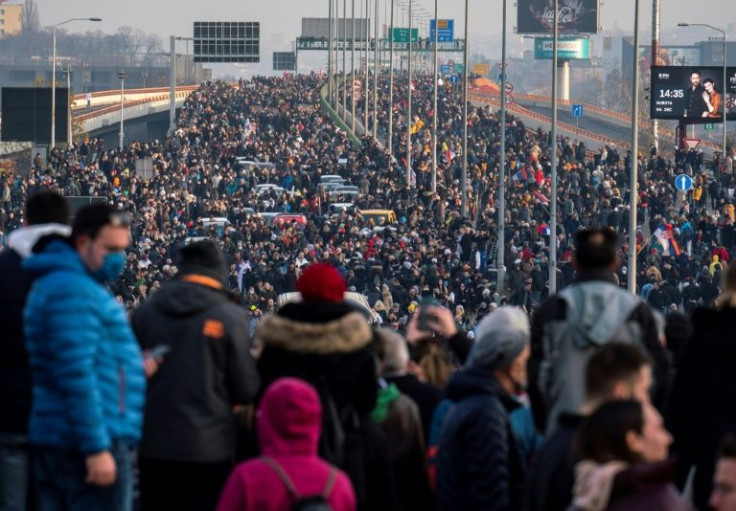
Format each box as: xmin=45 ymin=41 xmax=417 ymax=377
xmin=132 ymin=276 xmax=260 ymax=462
xmin=437 ymin=367 xmax=525 ymax=511
xmin=669 ymin=306 xmax=736 ymax=511
xmin=0 ymin=249 xmax=32 ymax=434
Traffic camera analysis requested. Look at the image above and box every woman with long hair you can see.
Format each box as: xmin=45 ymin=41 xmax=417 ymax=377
xmin=703 ymin=78 xmax=722 ymax=118
xmin=571 ymin=400 xmax=686 ymax=510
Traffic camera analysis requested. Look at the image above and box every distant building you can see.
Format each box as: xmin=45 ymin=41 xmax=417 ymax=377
xmin=0 ymin=2 xmax=22 ymax=38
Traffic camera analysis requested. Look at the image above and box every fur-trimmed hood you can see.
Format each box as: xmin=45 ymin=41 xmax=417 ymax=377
xmin=255 ymin=311 xmax=372 ymax=355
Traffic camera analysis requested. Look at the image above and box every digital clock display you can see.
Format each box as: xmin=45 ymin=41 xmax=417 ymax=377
xmin=651 ymin=65 xmax=736 ymax=122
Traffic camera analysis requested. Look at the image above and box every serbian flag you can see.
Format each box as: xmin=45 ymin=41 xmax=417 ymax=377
xmin=666 ymin=224 xmax=681 ymax=256
xmin=532 ymin=190 xmax=550 ymax=205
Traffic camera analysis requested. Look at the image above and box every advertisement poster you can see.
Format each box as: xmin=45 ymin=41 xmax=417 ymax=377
xmin=650 ymin=66 xmax=736 ymax=122
xmin=517 ymin=0 xmax=599 ymax=34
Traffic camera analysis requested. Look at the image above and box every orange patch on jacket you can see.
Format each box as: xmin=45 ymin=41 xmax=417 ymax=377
xmin=203 ymin=319 xmax=224 ymax=339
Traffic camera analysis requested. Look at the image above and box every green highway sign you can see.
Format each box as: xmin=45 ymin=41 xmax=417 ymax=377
xmin=389 ymin=27 xmax=419 ymax=43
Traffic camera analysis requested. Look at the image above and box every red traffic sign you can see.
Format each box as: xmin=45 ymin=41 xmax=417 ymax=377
xmin=684 ymin=138 xmax=701 ymax=150
xmin=505 ymin=93 xmax=514 ymax=104
xmin=504 ymin=82 xmax=514 ymax=94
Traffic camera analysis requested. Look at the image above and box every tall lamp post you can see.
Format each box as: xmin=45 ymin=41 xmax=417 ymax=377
xmin=549 ymin=0 xmax=559 ymax=294
xmin=678 ymin=23 xmax=728 ymax=170
xmin=497 ymin=0 xmax=508 ymax=292
xmin=51 ymin=17 xmax=101 ymax=150
xmin=628 ymin=0 xmax=641 ymax=293
xmin=117 ymin=71 xmax=127 ymax=151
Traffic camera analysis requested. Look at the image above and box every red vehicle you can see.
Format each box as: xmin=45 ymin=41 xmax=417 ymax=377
xmin=274 ymin=214 xmax=307 ymax=227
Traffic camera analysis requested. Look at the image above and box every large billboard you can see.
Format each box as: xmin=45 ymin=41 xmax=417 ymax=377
xmin=273 ymin=52 xmax=296 ymax=71
xmin=517 ymin=0 xmax=599 ymax=35
xmin=193 ymin=22 xmax=259 ymax=63
xmin=650 ymin=66 xmax=736 ymax=122
xmin=534 ymin=37 xmax=590 ymax=59
xmin=301 ymin=18 xmax=368 ymax=41
xmin=1 ymin=87 xmax=68 ymax=144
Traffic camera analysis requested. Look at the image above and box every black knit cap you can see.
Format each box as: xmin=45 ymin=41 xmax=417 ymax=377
xmin=177 ymin=240 xmax=228 ymax=284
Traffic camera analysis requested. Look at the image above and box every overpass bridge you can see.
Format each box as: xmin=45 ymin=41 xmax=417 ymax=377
xmin=469 ymin=88 xmax=719 ymax=158
xmin=72 ymin=85 xmax=198 ymax=146
xmin=76 ymin=82 xmax=714 ymax=159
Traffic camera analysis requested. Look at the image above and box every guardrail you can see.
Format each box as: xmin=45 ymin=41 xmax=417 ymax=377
xmin=468 ymin=91 xmax=629 ymax=149
xmin=471 ymin=87 xmax=721 ymax=153
xmin=75 ymin=89 xmax=192 ymax=123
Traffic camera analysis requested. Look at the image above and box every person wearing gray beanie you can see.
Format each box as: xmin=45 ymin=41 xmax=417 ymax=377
xmin=437 ymin=306 xmax=531 ymax=511
xmin=467 ymin=307 xmax=531 ymax=372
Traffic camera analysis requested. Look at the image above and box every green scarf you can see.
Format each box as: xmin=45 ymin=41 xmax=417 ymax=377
xmin=371 ymin=383 xmax=401 ymax=423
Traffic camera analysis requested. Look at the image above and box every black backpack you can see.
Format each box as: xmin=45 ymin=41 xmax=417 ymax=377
xmin=261 ymin=456 xmax=336 ymax=511
xmin=315 ymin=379 xmax=360 ymax=467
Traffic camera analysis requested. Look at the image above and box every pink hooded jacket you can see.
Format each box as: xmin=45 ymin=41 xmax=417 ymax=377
xmin=217 ymin=378 xmax=356 ymax=511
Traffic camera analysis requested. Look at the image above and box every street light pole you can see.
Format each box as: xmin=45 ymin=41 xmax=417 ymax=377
xmin=549 ymin=0 xmax=558 ymax=294
xmin=431 ymin=0 xmax=438 ymax=194
xmin=388 ymin=0 xmax=394 ymax=155
xmin=352 ymin=0 xmax=356 ymax=134
xmin=498 ymin=0 xmax=508 ymax=292
xmin=328 ymin=0 xmax=333 ymax=105
xmin=372 ymin=0 xmax=379 ymax=138
xmin=118 ymin=71 xmax=126 ymax=151
xmin=628 ymin=0 xmax=641 ymax=293
xmin=406 ymin=0 xmax=412 ymax=189
xmin=678 ymin=23 xmax=728 ymax=174
xmin=461 ymin=0 xmax=468 ymax=218
xmin=50 ymin=17 xmax=101 ymax=150
xmin=342 ymin=0 xmax=347 ymax=119
xmin=65 ymin=66 xmax=73 ymax=147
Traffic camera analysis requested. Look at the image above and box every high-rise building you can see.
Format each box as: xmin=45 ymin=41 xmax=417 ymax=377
xmin=0 ymin=2 xmax=23 ymax=38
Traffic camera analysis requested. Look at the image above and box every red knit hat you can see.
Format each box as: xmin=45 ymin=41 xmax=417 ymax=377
xmin=297 ymin=262 xmax=346 ymax=303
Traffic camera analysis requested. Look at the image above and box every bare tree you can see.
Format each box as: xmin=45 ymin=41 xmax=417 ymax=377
xmin=22 ymin=0 xmax=40 ymax=34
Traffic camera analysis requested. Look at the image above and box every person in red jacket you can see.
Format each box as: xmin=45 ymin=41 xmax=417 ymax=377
xmin=217 ymin=377 xmax=356 ymax=511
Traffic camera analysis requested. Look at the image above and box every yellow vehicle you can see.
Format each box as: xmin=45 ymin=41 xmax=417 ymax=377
xmin=359 ymin=209 xmax=397 ymax=225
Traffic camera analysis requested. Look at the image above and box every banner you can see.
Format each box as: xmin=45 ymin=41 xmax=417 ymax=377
xmin=650 ymin=66 xmax=736 ymax=122
xmin=517 ymin=0 xmax=599 ymax=35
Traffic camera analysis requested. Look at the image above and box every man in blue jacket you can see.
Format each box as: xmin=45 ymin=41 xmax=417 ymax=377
xmin=0 ymin=191 xmax=69 ymax=511
xmin=24 ymin=203 xmax=145 ymax=511
xmin=437 ymin=307 xmax=531 ymax=511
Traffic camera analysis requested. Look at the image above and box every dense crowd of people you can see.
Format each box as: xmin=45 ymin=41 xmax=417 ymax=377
xmin=2 ymin=72 xmax=736 ymax=511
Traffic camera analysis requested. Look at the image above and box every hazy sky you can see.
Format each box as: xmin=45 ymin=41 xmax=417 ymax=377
xmin=32 ymin=0 xmax=733 ymax=39
xmin=30 ymin=0 xmax=734 ymax=72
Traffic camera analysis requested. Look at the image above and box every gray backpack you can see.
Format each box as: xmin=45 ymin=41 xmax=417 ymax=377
xmin=538 ymin=281 xmax=644 ymax=434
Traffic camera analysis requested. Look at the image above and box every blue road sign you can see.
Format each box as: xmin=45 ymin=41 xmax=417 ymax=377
xmin=498 ymin=72 xmax=506 ymax=81
xmin=572 ymin=104 xmax=583 ymax=118
xmin=675 ymin=174 xmax=693 ymax=192
xmin=440 ymin=64 xmax=451 ymax=74
xmin=450 ymin=75 xmax=459 ymax=84
xmin=430 ymin=19 xmax=454 ymax=43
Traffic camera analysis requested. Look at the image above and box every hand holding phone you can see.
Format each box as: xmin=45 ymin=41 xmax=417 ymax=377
xmin=145 ymin=344 xmax=171 ymax=359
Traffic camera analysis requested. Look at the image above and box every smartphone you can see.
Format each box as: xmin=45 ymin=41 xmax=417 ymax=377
xmin=418 ymin=297 xmax=440 ymax=332
xmin=145 ymin=344 xmax=171 ymax=359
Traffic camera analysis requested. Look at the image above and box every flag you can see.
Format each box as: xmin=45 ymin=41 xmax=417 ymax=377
xmin=532 ymin=190 xmax=549 ymax=205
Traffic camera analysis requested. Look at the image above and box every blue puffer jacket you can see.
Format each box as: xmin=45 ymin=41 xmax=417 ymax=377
xmin=23 ymin=240 xmax=145 ymax=454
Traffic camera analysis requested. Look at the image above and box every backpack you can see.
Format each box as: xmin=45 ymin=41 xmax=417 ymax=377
xmin=261 ymin=456 xmax=337 ymax=511
xmin=314 ymin=379 xmax=359 ymax=468
xmin=539 ymin=281 xmax=644 ymax=434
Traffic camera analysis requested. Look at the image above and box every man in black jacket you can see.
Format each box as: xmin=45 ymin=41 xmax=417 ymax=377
xmin=437 ymin=307 xmax=530 ymax=511
xmin=0 ymin=192 xmax=69 ymax=511
xmin=525 ymin=342 xmax=653 ymax=511
xmin=133 ymin=241 xmax=259 ymax=511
